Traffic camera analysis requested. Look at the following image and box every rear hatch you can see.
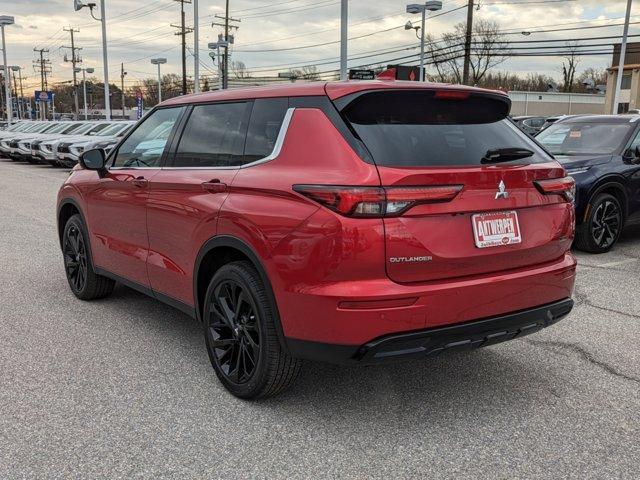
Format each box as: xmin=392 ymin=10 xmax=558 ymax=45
xmin=337 ymin=87 xmax=575 ymax=283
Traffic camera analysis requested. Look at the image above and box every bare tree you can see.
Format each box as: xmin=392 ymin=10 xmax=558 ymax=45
xmin=561 ymin=42 xmax=581 ymax=93
xmin=425 ymin=20 xmax=510 ymax=85
xmin=288 ymin=65 xmax=321 ymax=81
xmin=230 ymin=60 xmax=252 ymax=79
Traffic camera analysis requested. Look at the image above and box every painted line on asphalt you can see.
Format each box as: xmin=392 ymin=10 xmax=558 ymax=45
xmin=595 ymin=258 xmax=638 ymax=268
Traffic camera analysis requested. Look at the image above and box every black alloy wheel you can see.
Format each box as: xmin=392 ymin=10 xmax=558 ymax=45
xmin=63 ymin=223 xmax=88 ymax=293
xmin=590 ymin=199 xmax=622 ymax=250
xmin=207 ymin=279 xmax=261 ymax=384
xmin=575 ymin=193 xmax=624 ymax=254
xmin=203 ymin=261 xmax=302 ymax=399
xmin=62 ymin=214 xmax=115 ymax=300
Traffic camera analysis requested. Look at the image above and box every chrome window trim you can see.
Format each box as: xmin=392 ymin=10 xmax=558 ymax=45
xmin=161 ymin=107 xmax=295 ymax=170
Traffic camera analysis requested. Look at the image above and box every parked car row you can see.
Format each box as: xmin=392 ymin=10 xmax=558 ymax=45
xmin=0 ymin=120 xmax=134 ymax=167
xmin=511 ymin=114 xmax=565 ymax=136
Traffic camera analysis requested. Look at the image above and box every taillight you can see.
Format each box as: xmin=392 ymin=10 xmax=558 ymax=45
xmin=534 ymin=176 xmax=576 ymax=203
xmin=292 ymin=185 xmax=463 ymax=217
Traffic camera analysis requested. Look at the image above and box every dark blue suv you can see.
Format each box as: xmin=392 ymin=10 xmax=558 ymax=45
xmin=536 ymin=115 xmax=640 ymax=253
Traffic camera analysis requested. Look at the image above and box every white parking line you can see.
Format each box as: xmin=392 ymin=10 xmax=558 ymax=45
xmin=596 ymin=258 xmax=638 ymax=268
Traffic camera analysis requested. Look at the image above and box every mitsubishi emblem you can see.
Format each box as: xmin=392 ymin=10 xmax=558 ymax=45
xmin=495 ymin=180 xmax=509 ymax=199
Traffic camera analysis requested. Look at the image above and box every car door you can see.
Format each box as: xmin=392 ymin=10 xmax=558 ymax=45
xmin=146 ymin=100 xmax=256 ymax=306
xmin=623 ymin=127 xmax=640 ymax=223
xmin=85 ymin=106 xmax=184 ymax=288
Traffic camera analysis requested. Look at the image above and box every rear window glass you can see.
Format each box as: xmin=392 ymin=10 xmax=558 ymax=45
xmin=342 ymin=90 xmax=549 ymax=167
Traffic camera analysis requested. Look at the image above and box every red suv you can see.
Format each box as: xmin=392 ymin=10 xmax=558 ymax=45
xmin=57 ymin=81 xmax=577 ymax=398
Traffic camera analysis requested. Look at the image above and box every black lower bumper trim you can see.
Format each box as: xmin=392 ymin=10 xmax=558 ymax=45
xmin=286 ymin=298 xmax=574 ymax=365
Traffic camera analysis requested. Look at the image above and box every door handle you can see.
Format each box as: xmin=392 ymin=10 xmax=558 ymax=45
xmin=132 ymin=176 xmax=148 ymax=188
xmin=202 ymin=179 xmax=228 ymax=193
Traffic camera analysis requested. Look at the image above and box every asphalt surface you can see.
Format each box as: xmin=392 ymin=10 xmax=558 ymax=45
xmin=0 ymin=159 xmax=639 ymax=479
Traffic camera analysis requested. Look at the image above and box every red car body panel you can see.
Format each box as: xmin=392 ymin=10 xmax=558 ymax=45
xmin=57 ymin=80 xmax=577 ymax=359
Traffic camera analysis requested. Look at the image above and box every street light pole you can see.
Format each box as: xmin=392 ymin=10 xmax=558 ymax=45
xmin=419 ymin=7 xmax=426 ymax=82
xmin=612 ymin=0 xmax=633 ymax=115
xmin=151 ymin=58 xmax=167 ymax=104
xmin=340 ymin=0 xmax=348 ymax=80
xmin=74 ymin=0 xmax=111 ymax=120
xmin=406 ymin=2 xmax=442 ymax=82
xmin=193 ymin=0 xmax=199 ymax=93
xmin=99 ymin=0 xmax=110 ymax=120
xmin=78 ymin=67 xmax=94 ymax=120
xmin=0 ymin=16 xmax=15 ymax=124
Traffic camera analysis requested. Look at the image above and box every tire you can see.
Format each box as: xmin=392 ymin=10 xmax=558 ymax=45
xmin=574 ymin=193 xmax=624 ymax=254
xmin=203 ymin=261 xmax=302 ymax=399
xmin=62 ymin=214 xmax=115 ymax=300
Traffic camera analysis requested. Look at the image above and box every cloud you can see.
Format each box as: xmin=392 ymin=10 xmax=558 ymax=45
xmin=1 ymin=0 xmax=634 ymax=89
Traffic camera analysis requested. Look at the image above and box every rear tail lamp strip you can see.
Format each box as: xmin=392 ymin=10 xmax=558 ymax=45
xmin=292 ymin=184 xmax=463 ymax=218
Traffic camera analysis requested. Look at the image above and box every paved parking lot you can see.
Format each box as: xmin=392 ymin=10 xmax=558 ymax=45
xmin=0 ymin=159 xmax=638 ymax=479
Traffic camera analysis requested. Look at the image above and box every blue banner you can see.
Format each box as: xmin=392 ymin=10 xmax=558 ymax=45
xmin=136 ymin=95 xmax=143 ymax=120
xmin=34 ymin=90 xmax=54 ymax=103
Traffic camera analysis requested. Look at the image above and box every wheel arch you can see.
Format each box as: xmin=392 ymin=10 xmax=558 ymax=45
xmin=57 ymin=197 xmax=86 ymax=247
xmin=193 ymin=235 xmax=290 ymax=353
xmin=582 ymin=177 xmax=629 ymax=224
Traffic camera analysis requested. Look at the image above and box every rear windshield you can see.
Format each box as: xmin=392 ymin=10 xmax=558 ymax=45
xmin=536 ymin=122 xmax=633 ymax=155
xmin=341 ymin=90 xmax=549 ymax=167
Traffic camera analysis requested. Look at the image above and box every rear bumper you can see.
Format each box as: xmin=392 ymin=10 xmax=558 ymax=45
xmin=287 ymin=298 xmax=573 ymax=364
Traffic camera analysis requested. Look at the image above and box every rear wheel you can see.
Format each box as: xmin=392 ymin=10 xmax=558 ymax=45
xmin=204 ymin=261 xmax=301 ymax=399
xmin=575 ymin=193 xmax=623 ymax=253
xmin=62 ymin=214 xmax=115 ymax=300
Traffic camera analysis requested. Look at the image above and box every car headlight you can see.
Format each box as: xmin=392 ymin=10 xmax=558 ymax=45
xmin=565 ymin=166 xmax=591 ymax=175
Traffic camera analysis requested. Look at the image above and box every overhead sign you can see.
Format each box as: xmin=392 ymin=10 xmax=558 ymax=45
xmin=348 ymin=69 xmax=375 ymax=80
xmin=34 ymin=90 xmax=54 ymax=103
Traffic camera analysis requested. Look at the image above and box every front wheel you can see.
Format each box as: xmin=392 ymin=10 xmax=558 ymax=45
xmin=62 ymin=214 xmax=115 ymax=300
xmin=575 ymin=193 xmax=624 ymax=253
xmin=203 ymin=261 xmax=301 ymax=399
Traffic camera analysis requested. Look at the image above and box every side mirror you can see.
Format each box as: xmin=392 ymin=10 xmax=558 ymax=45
xmin=80 ymin=148 xmax=106 ymax=171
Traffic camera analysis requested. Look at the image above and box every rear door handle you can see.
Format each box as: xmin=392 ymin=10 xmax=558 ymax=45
xmin=132 ymin=176 xmax=148 ymax=188
xmin=202 ymin=179 xmax=228 ymax=193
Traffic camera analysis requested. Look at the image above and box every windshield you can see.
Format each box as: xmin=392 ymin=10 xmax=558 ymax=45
xmin=44 ymin=123 xmax=74 ymax=135
xmin=537 ymin=122 xmax=634 ymax=155
xmin=99 ymin=123 xmax=131 ymax=136
xmin=85 ymin=123 xmax=111 ymax=136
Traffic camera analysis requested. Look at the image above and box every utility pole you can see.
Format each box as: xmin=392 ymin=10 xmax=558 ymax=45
xmin=63 ymin=26 xmax=82 ymax=120
xmin=11 ymin=68 xmax=21 ymax=119
xmin=612 ymin=0 xmax=633 ymax=115
xmin=462 ymin=0 xmax=474 ymax=85
xmin=33 ymin=48 xmax=51 ymax=120
xmin=193 ymin=0 xmax=199 ymax=93
xmin=120 ymin=63 xmax=127 ymax=118
xmin=340 ymin=0 xmax=348 ymax=80
xmin=212 ymin=10 xmax=240 ymax=90
xmin=172 ymin=0 xmax=192 ymax=96
xmin=12 ymin=66 xmax=24 ymax=119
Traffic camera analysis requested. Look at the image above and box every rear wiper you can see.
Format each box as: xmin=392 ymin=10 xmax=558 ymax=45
xmin=481 ymin=148 xmax=534 ymax=164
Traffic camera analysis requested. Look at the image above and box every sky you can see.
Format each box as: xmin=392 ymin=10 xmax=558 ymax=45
xmin=0 ymin=0 xmax=637 ymax=92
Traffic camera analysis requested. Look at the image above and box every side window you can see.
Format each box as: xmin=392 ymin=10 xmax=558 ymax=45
xmin=172 ymin=102 xmax=250 ymax=168
xmin=244 ymin=98 xmax=289 ymax=163
xmin=112 ymin=107 xmax=183 ymax=168
xmin=628 ymin=128 xmax=640 ymax=151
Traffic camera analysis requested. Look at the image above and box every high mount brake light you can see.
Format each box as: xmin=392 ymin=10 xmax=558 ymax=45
xmin=292 ymin=185 xmax=463 ymax=217
xmin=534 ymin=176 xmax=576 ymax=203
xmin=434 ymin=90 xmax=470 ymax=100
